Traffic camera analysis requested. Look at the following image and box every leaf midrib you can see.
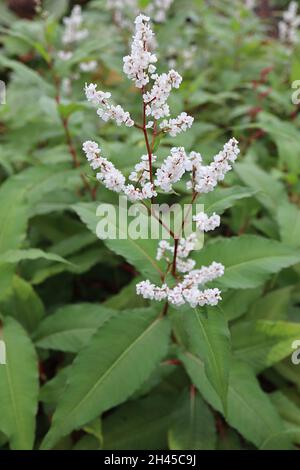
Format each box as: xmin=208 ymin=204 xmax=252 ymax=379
xmin=53 ymin=316 xmax=163 ymax=426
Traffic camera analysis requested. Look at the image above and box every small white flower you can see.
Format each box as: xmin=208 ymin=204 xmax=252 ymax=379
xmin=124 ymin=182 xmax=157 ymax=201
xmin=123 ymin=14 xmax=157 ymax=88
xmin=129 ymin=154 xmax=157 ymax=185
xmin=189 ymin=138 xmax=240 ymax=194
xmin=136 ymin=280 xmax=168 ymax=301
xmin=193 ymin=212 xmax=220 ymax=232
xmin=155 ymin=147 xmax=187 ymax=192
xmin=57 ymin=50 xmax=73 ymax=61
xmin=80 ymin=60 xmax=98 ymax=72
xmin=82 ymin=140 xmax=126 ymax=193
xmin=279 ymin=1 xmax=300 ymax=44
xmin=85 ymin=83 xmax=134 ymax=127
xmin=160 ymin=112 xmax=194 ymax=137
xmin=62 ymin=5 xmax=88 ymax=45
xmin=143 ymin=69 xmax=182 ymax=119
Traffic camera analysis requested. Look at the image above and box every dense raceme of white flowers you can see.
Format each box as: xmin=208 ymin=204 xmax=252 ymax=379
xmin=83 ymin=14 xmax=240 ymax=309
xmin=160 ymin=112 xmax=194 ymax=137
xmin=129 ymin=154 xmax=158 ymax=185
xmin=193 ymin=212 xmax=221 ymax=232
xmin=85 ymin=83 xmax=134 ymax=127
xmin=155 ymin=147 xmax=187 ymax=192
xmin=82 ymin=141 xmax=157 ymax=201
xmin=62 ymin=5 xmax=88 ymax=45
xmin=58 ymin=5 xmax=98 ymax=82
xmin=136 ymin=261 xmax=224 ymax=308
xmin=279 ymin=1 xmax=300 ymax=45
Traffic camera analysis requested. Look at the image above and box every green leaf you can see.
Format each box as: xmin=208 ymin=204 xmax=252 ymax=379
xmin=0 ymin=177 xmax=29 ymax=299
xmin=172 ymin=306 xmax=230 ymax=412
xmin=248 ymin=286 xmax=293 ymax=321
xmin=271 ymin=391 xmax=300 ymax=428
xmin=0 ymin=249 xmax=72 ymax=265
xmin=103 ymin=391 xmax=177 ymax=450
xmin=168 ymin=389 xmax=217 ymax=450
xmin=214 ymin=287 xmax=262 ymax=321
xmin=232 ymin=320 xmax=300 ymax=372
xmin=194 ymin=186 xmax=255 ymax=216
xmin=34 ymin=303 xmax=116 ymax=352
xmin=0 ymin=317 xmax=39 ymax=450
xmin=180 ymin=354 xmax=292 ymax=449
xmin=1 ymin=276 xmax=45 ymax=333
xmin=41 ymin=307 xmax=170 ymax=449
xmin=277 ymin=202 xmax=300 ymax=248
xmin=40 ymin=366 xmax=71 ymax=405
xmin=194 ymin=235 xmax=300 ymax=289
xmin=235 ymin=162 xmax=288 ymax=215
xmin=57 ymin=102 xmax=88 ymax=119
xmin=0 ymin=56 xmax=52 ymax=93
xmin=73 ymin=202 xmax=164 ymax=283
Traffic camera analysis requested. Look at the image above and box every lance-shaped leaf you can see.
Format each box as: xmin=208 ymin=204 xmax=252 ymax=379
xmin=73 ymin=202 xmax=164 ymax=284
xmin=34 ymin=303 xmax=116 ymax=352
xmin=180 ymin=354 xmax=292 ymax=450
xmin=194 ymin=235 xmax=300 ymax=289
xmin=0 ymin=317 xmax=39 ymax=450
xmin=172 ymin=306 xmax=230 ymax=413
xmin=168 ymin=388 xmax=217 ymax=450
xmin=41 ymin=307 xmax=170 ymax=449
xmin=232 ymin=320 xmax=300 ymax=372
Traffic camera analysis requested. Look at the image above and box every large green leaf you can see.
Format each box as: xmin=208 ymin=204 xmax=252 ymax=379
xmin=232 ymin=320 xmax=300 ymax=372
xmin=0 ymin=317 xmax=39 ymax=450
xmin=194 ymin=235 xmax=300 ymax=289
xmin=0 ymin=249 xmax=72 ymax=265
xmin=248 ymin=286 xmax=293 ymax=321
xmin=1 ymin=276 xmax=45 ymax=333
xmin=0 ymin=177 xmax=29 ymax=298
xmin=235 ymin=162 xmax=288 ymax=215
xmin=196 ymin=186 xmax=255 ymax=216
xmin=41 ymin=307 xmax=170 ymax=449
xmin=34 ymin=303 xmax=116 ymax=352
xmin=168 ymin=388 xmax=217 ymax=450
xmin=212 ymin=287 xmax=262 ymax=321
xmin=102 ymin=391 xmax=177 ymax=450
xmin=172 ymin=306 xmax=230 ymax=412
xmin=277 ymin=202 xmax=300 ymax=248
xmin=73 ymin=202 xmax=164 ymax=283
xmin=180 ymin=354 xmax=292 ymax=449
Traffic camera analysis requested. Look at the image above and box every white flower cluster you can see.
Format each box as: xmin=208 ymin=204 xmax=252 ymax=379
xmin=85 ymin=83 xmax=134 ymax=127
xmin=188 ymin=138 xmax=240 ymax=193
xmin=136 ymin=261 xmax=224 ymax=307
xmin=156 ymin=235 xmax=197 ymax=273
xmin=58 ymin=5 xmax=98 ymax=79
xmin=124 ymin=183 xmax=157 ymax=202
xmin=62 ymin=5 xmax=88 ymax=45
xmin=154 ymin=138 xmax=239 ymax=194
xmin=83 ymin=14 xmax=240 ymax=312
xmin=279 ymin=1 xmax=300 ymax=44
xmin=80 ymin=61 xmax=98 ymax=72
xmin=143 ymin=69 xmax=182 ymax=119
xmin=193 ymin=212 xmax=220 ymax=232
xmin=155 ymin=147 xmax=187 ymax=192
xmin=107 ymin=0 xmax=173 ymax=27
xmin=82 ymin=141 xmax=156 ymax=201
xmin=160 ymin=112 xmax=194 ymax=137
xmin=129 ymin=154 xmax=157 ymax=184
xmin=82 ymin=141 xmax=126 ymax=192
xmin=123 ymin=14 xmax=157 ymax=88
xmin=146 ymin=0 xmax=174 ymax=23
